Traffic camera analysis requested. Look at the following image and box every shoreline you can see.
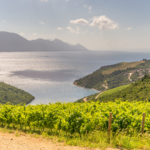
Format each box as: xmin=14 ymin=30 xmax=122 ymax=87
xmin=26 ymin=97 xmax=35 ymax=105
xmin=73 ymin=82 xmax=100 ymax=92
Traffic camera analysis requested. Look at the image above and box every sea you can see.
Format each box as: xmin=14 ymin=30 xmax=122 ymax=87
xmin=0 ymin=50 xmax=150 ymax=105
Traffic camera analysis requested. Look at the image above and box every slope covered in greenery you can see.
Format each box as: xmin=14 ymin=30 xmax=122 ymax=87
xmin=0 ymin=82 xmax=34 ymax=105
xmin=79 ymin=75 xmax=150 ymax=103
xmin=76 ymin=84 xmax=130 ymax=103
xmin=74 ymin=59 xmax=150 ymax=91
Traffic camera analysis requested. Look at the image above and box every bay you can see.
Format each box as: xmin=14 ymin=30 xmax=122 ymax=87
xmin=0 ymin=51 xmax=150 ymax=104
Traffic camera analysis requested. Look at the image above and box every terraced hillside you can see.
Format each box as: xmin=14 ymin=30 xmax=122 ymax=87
xmin=0 ymin=82 xmax=34 ymax=105
xmin=77 ymin=75 xmax=150 ymax=103
xmin=74 ymin=59 xmax=150 ymax=91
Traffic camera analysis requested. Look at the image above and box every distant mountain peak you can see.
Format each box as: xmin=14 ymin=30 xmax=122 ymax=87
xmin=53 ymin=38 xmax=62 ymax=42
xmin=0 ymin=31 xmax=89 ymax=52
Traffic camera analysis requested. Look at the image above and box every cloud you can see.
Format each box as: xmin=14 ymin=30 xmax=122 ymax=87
xmin=88 ymin=6 xmax=92 ymax=10
xmin=70 ymin=19 xmax=89 ymax=25
xmin=126 ymin=27 xmax=132 ymax=31
xmin=40 ymin=0 xmax=48 ymax=1
xmin=33 ymin=33 xmax=37 ymax=35
xmin=65 ymin=0 xmax=69 ymax=1
xmin=84 ymin=4 xmax=93 ymax=13
xmin=39 ymin=22 xmax=45 ymax=25
xmin=90 ymin=15 xmax=119 ymax=30
xmin=2 ymin=20 xmax=6 ymax=23
xmin=84 ymin=4 xmax=87 ymax=8
xmin=66 ymin=26 xmax=82 ymax=34
xmin=57 ymin=27 xmax=63 ymax=30
xmin=66 ymin=27 xmax=75 ymax=33
xmin=20 ymin=33 xmax=25 ymax=36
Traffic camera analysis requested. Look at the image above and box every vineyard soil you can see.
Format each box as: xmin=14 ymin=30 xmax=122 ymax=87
xmin=0 ymin=131 xmax=101 ymax=150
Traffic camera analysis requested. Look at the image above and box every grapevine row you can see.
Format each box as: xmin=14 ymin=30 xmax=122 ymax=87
xmin=0 ymin=100 xmax=150 ymax=136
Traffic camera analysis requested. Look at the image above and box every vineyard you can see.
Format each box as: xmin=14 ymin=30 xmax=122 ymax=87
xmin=0 ymin=100 xmax=150 ymax=137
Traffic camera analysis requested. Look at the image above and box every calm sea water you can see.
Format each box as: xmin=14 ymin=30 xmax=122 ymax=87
xmin=0 ymin=51 xmax=150 ymax=104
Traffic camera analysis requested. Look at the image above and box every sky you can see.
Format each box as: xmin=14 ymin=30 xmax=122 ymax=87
xmin=0 ymin=0 xmax=150 ymax=51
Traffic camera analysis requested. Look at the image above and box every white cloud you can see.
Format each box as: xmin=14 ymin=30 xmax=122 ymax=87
xmin=20 ymin=33 xmax=25 ymax=36
xmin=2 ymin=20 xmax=6 ymax=23
xmin=33 ymin=33 xmax=37 ymax=35
xmin=88 ymin=6 xmax=92 ymax=10
xmin=84 ymin=5 xmax=93 ymax=13
xmin=57 ymin=27 xmax=63 ymax=30
xmin=40 ymin=0 xmax=48 ymax=1
xmin=66 ymin=26 xmax=82 ymax=34
xmin=84 ymin=4 xmax=87 ymax=8
xmin=39 ymin=22 xmax=45 ymax=25
xmin=126 ymin=27 xmax=132 ymax=31
xmin=90 ymin=15 xmax=119 ymax=30
xmin=70 ymin=18 xmax=89 ymax=25
xmin=66 ymin=27 xmax=75 ymax=33
xmin=65 ymin=0 xmax=69 ymax=1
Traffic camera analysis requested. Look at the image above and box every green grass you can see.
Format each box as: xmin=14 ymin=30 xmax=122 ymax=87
xmin=76 ymin=85 xmax=130 ymax=103
xmin=98 ymin=84 xmax=131 ymax=98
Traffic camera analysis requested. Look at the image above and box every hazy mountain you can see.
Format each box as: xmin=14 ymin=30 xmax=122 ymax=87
xmin=0 ymin=32 xmax=33 ymax=51
xmin=0 ymin=31 xmax=88 ymax=52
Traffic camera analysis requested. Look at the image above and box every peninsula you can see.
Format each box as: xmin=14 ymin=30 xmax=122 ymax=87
xmin=74 ymin=59 xmax=150 ymax=91
xmin=0 ymin=82 xmax=34 ymax=105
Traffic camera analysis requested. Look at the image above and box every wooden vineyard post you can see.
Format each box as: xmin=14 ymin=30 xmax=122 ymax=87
xmin=108 ymin=112 xmax=112 ymax=143
xmin=141 ymin=113 xmax=146 ymax=135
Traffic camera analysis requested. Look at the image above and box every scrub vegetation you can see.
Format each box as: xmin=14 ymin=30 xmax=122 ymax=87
xmin=74 ymin=59 xmax=150 ymax=91
xmin=0 ymin=82 xmax=34 ymax=105
xmin=77 ymin=75 xmax=150 ymax=103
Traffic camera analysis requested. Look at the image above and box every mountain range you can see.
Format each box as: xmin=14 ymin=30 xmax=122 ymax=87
xmin=0 ymin=31 xmax=88 ymax=52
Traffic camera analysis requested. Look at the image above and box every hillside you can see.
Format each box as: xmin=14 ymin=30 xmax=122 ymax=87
xmin=77 ymin=75 xmax=150 ymax=103
xmin=0 ymin=82 xmax=34 ymax=105
xmin=0 ymin=31 xmax=88 ymax=52
xmin=74 ymin=59 xmax=150 ymax=91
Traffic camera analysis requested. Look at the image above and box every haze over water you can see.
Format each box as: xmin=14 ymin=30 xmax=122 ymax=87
xmin=0 ymin=51 xmax=150 ymax=105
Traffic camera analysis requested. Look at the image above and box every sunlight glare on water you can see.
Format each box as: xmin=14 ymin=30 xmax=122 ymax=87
xmin=0 ymin=51 xmax=150 ymax=104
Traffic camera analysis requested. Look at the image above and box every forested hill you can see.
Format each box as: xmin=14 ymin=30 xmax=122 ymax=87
xmin=77 ymin=75 xmax=150 ymax=103
xmin=74 ymin=59 xmax=150 ymax=91
xmin=0 ymin=82 xmax=34 ymax=105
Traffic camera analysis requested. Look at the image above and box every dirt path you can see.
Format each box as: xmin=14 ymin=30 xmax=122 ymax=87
xmin=102 ymin=84 xmax=108 ymax=91
xmin=95 ymin=84 xmax=108 ymax=99
xmin=83 ymin=97 xmax=87 ymax=102
xmin=0 ymin=132 xmax=101 ymax=150
xmin=95 ymin=92 xmax=103 ymax=99
xmin=128 ymin=73 xmax=133 ymax=82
